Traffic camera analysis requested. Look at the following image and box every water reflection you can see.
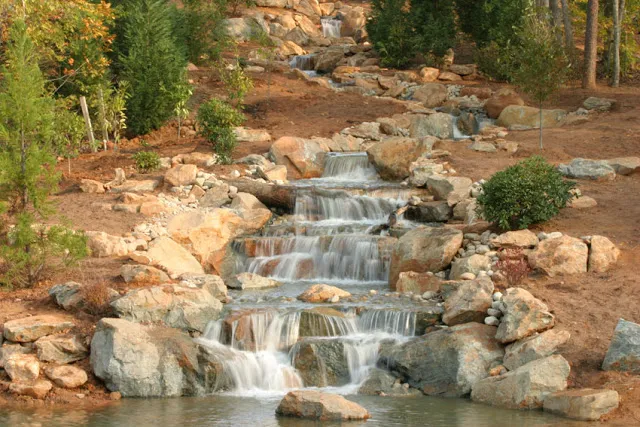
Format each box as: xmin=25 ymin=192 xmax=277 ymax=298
xmin=0 ymin=394 xmax=589 ymax=427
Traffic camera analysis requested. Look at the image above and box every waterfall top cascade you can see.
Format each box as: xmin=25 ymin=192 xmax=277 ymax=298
xmin=321 ymin=18 xmax=342 ymax=39
xmin=198 ymin=152 xmax=426 ymax=396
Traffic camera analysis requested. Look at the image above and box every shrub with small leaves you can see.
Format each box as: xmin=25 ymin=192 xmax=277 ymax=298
xmin=197 ymin=99 xmax=245 ymax=164
xmin=476 ymin=156 xmax=575 ymax=230
xmin=496 ymin=248 xmax=530 ymax=287
xmin=133 ymin=151 xmax=161 ymax=173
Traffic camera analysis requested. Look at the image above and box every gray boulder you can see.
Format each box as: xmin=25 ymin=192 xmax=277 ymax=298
xmin=442 ymin=276 xmax=494 ymax=326
xmin=291 ymin=338 xmax=350 ymax=387
xmin=35 ymin=334 xmax=88 ymax=364
xmin=358 ymin=368 xmax=421 ymax=396
xmin=503 ymin=329 xmax=570 ymax=371
xmin=558 ymin=158 xmax=616 ymax=181
xmin=471 ymin=355 xmax=570 ymax=409
xmin=583 ymin=97 xmax=616 ymax=112
xmin=602 ymin=319 xmax=640 ymax=374
xmin=449 ymin=255 xmax=491 ymax=280
xmin=544 ymin=388 xmax=620 ymax=421
xmin=495 ymin=288 xmax=555 ymax=344
xmin=111 ymin=283 xmax=223 ymax=333
xmin=404 ymin=201 xmax=452 ymax=223
xmin=90 ymin=318 xmax=225 ymax=397
xmin=409 ymin=113 xmax=453 ymax=139
xmin=379 ymin=323 xmax=504 ymax=397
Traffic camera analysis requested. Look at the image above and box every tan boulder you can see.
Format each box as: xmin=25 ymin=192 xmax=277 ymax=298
xmin=165 ymin=164 xmax=198 ymax=187
xmin=495 ymin=288 xmax=555 ymax=344
xmin=438 ymin=71 xmax=462 ymax=81
xmin=503 ymin=329 xmax=571 ymax=370
xmin=443 ymin=276 xmax=494 ymax=326
xmin=544 ymin=389 xmax=620 ymax=421
xmin=79 ymin=179 xmax=105 ymax=194
xmin=298 ymin=284 xmax=351 ymax=303
xmin=86 ymin=231 xmax=130 ymax=257
xmin=45 ymin=365 xmax=88 ymax=388
xmin=497 ymin=105 xmax=567 ymax=130
xmin=3 ymin=315 xmax=74 ymax=343
xmin=588 ymin=235 xmax=620 ymax=273
xmin=491 ymin=229 xmax=539 ymax=249
xmin=4 ymin=354 xmax=40 ymax=381
xmin=606 ymin=157 xmax=640 ymax=175
xmin=9 ymin=380 xmax=52 ymax=399
xmin=35 ymin=334 xmax=88 ymax=364
xmin=257 ymin=165 xmax=288 ymax=182
xmin=269 ymin=136 xmax=327 ymax=179
xmin=412 ymin=83 xmax=448 ymax=108
xmin=120 ymin=264 xmax=170 ymax=284
xmin=419 ymin=67 xmax=440 ymax=82
xmin=394 ymin=271 xmax=443 ymax=293
xmin=366 ymin=137 xmax=430 ymax=180
xmin=146 ymin=236 xmax=205 ymax=277
xmin=485 ymin=88 xmax=525 ymax=119
xmin=276 ymin=390 xmax=370 ymax=421
xmin=178 ymin=152 xmax=216 ymax=167
xmin=528 ymin=235 xmax=588 ymax=276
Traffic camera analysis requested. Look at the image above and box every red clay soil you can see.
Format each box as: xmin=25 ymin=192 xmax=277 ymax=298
xmin=2 ymin=66 xmax=640 ymax=421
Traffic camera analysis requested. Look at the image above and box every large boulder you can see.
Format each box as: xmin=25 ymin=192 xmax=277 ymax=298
xmin=366 ymin=137 xmax=431 ymax=180
xmin=359 ymin=368 xmax=421 ymax=396
xmin=405 ymin=201 xmax=452 ymax=223
xmin=588 ymin=235 xmax=620 ymax=273
xmin=146 ymin=236 xmax=205 ymax=277
xmin=340 ymin=7 xmax=367 ymax=37
xmin=528 ymin=235 xmax=588 ymax=277
xmin=412 ymin=84 xmax=448 ymax=108
xmin=227 ymin=272 xmax=280 ymax=290
xmin=276 ymin=390 xmax=370 ymax=421
xmin=495 ymin=288 xmax=555 ymax=344
xmin=497 ymin=105 xmax=567 ymax=130
xmin=4 ymin=354 xmax=40 ymax=381
xmin=380 ymin=323 xmax=504 ymax=396
xmin=582 ymin=96 xmax=616 ymax=112
xmin=179 ymin=273 xmax=228 ymax=302
xmin=199 ymin=184 xmax=231 ymax=208
xmin=442 ymin=276 xmax=494 ymax=326
xmin=269 ymin=137 xmax=327 ymax=179
xmin=314 ymin=50 xmax=345 ymax=73
xmin=291 ymin=338 xmax=350 ymax=387
xmin=165 ymin=164 xmax=198 ymax=187
xmin=91 ymin=318 xmax=225 ymax=397
xmin=471 ymin=355 xmax=570 ymax=409
xmin=393 ymin=271 xmax=443 ymax=293
xmin=503 ymin=329 xmax=570 ymax=370
xmin=35 ymin=334 xmax=88 ymax=364
xmin=9 ymin=380 xmax=52 ymax=399
xmin=111 ymin=283 xmax=223 ymax=332
xmin=389 ymin=227 xmax=463 ymax=286
xmin=491 ymin=230 xmax=539 ymax=249
xmin=45 ymin=365 xmax=88 ymax=389
xmin=558 ymin=158 xmax=616 ymax=181
xmin=544 ymin=389 xmax=620 ymax=421
xmin=602 ymin=319 xmax=640 ymax=374
xmin=408 ymin=158 xmax=445 ymax=187
xmin=424 ymin=175 xmax=472 ymax=206
xmin=409 ymin=113 xmax=453 ymax=139
xmin=86 ymin=231 xmax=138 ymax=258
xmin=3 ymin=315 xmax=74 ymax=343
xmin=449 ymin=255 xmax=491 ymax=280
xmin=606 ymin=157 xmax=640 ymax=175
xmin=485 ymin=89 xmax=525 ymax=119
xmin=121 ymin=264 xmax=170 ymax=284
xmin=298 ymin=284 xmax=351 ymax=303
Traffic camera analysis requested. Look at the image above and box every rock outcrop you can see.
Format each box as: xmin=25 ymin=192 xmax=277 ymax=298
xmin=276 ymin=390 xmax=370 ymax=421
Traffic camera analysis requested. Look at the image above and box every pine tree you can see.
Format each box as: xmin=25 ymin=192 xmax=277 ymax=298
xmin=0 ymin=20 xmax=87 ymax=287
xmin=118 ymin=0 xmax=188 ymax=135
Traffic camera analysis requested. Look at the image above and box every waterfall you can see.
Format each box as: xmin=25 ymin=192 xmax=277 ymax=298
xmin=289 ymin=54 xmax=315 ymax=71
xmin=359 ymin=310 xmax=417 ymax=336
xmin=321 ymin=18 xmax=342 ymax=38
xmin=321 ymin=153 xmax=379 ymax=181
xmin=294 ymin=191 xmax=400 ymax=224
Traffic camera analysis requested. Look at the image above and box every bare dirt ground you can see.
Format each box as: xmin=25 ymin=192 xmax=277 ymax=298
xmin=2 ymin=63 xmax=640 ymax=421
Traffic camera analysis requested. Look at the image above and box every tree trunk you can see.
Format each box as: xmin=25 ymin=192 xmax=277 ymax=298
xmin=611 ymin=0 xmax=625 ymax=87
xmin=549 ymin=0 xmax=563 ymax=43
xmin=560 ymin=0 xmax=575 ymax=52
xmin=226 ymin=179 xmax=296 ymax=211
xmin=539 ymin=101 xmax=544 ymax=149
xmin=582 ymin=0 xmax=599 ymax=89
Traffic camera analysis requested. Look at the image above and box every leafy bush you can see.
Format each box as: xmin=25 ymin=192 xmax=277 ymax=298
xmin=172 ymin=0 xmax=231 ymax=63
xmin=219 ymin=61 xmax=254 ymax=108
xmin=476 ymin=156 xmax=575 ymax=230
xmin=197 ymin=99 xmax=245 ymax=164
xmin=455 ymin=0 xmax=532 ymax=48
xmin=133 ymin=151 xmax=161 ymax=173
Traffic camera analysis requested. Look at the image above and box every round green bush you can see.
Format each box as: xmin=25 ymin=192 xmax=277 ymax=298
xmin=476 ymin=156 xmax=575 ymax=230
xmin=132 ymin=151 xmax=161 ymax=174
xmin=196 ymin=99 xmax=245 ymax=164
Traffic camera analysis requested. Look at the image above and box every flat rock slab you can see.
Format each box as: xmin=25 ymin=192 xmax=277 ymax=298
xmin=544 ymin=388 xmax=619 ymax=421
xmin=3 ymin=315 xmax=74 ymax=343
xmin=276 ymin=390 xmax=370 ymax=421
xmin=558 ymin=158 xmax=616 ymax=181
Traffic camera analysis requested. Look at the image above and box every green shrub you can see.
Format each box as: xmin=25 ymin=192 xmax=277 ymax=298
xmin=367 ymin=0 xmax=456 ymax=68
xmin=476 ymin=156 xmax=575 ymax=230
xmin=133 ymin=151 xmax=161 ymax=173
xmin=197 ymin=99 xmax=245 ymax=164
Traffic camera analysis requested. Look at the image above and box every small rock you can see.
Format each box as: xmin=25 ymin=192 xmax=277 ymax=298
xmin=276 ymin=390 xmax=370 ymax=421
xmin=45 ymin=365 xmax=88 ymax=388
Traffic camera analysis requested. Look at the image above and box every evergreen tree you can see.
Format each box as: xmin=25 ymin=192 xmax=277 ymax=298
xmin=118 ymin=0 xmax=188 ymax=135
xmin=0 ymin=20 xmax=87 ymax=287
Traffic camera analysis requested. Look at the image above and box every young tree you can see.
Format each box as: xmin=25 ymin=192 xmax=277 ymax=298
xmin=582 ymin=0 xmax=599 ymax=89
xmin=510 ymin=16 xmax=570 ymax=148
xmin=560 ymin=0 xmax=575 ymax=54
xmin=0 ymin=20 xmax=87 ymax=287
xmin=611 ymin=0 xmax=626 ymax=87
xmin=118 ymin=0 xmax=189 ymax=135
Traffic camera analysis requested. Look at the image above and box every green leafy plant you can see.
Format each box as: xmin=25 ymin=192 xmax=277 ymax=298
xmin=197 ymin=99 xmax=245 ymax=164
xmin=52 ymin=102 xmax=86 ymax=174
xmin=219 ymin=60 xmax=253 ymax=109
xmin=132 ymin=151 xmax=161 ymax=173
xmin=476 ymin=156 xmax=575 ymax=230
xmin=174 ymin=81 xmax=193 ymax=137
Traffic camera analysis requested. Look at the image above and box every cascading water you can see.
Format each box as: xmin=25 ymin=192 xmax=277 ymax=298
xmin=198 ymin=153 xmax=421 ymax=395
xmin=321 ymin=18 xmax=342 ymax=38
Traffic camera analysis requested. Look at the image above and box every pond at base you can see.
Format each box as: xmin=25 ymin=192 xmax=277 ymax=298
xmin=0 ymin=394 xmax=584 ymax=427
